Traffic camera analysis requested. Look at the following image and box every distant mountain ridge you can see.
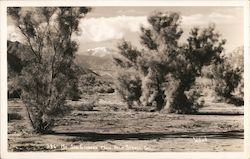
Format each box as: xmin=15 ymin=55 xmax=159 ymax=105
xmin=7 ymin=40 xmax=97 ymax=76
xmin=86 ymin=47 xmax=116 ymax=57
xmin=76 ymin=47 xmax=117 ymax=77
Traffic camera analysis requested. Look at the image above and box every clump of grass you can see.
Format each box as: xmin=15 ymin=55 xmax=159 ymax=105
xmin=94 ymin=86 xmax=115 ymax=94
xmin=77 ymin=104 xmax=94 ymax=111
xmin=77 ymin=96 xmax=99 ymax=111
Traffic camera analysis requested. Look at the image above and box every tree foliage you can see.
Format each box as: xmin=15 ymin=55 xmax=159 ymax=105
xmin=202 ymin=46 xmax=244 ymax=103
xmin=114 ymin=12 xmax=225 ymax=113
xmin=213 ymin=63 xmax=241 ymax=98
xmin=212 ymin=48 xmax=243 ymax=102
xmin=8 ymin=7 xmax=91 ymax=133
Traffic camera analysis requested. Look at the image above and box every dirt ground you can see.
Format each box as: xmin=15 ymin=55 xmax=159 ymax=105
xmin=8 ymin=93 xmax=243 ymax=152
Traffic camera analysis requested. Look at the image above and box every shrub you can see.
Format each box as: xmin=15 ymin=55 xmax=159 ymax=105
xmin=114 ymin=68 xmax=142 ymax=109
xmin=186 ymin=86 xmax=204 ymax=113
xmin=235 ymin=77 xmax=244 ymax=99
xmin=105 ymin=87 xmax=115 ymax=94
xmin=95 ymin=86 xmax=115 ymax=94
xmin=8 ymin=113 xmax=23 ymax=121
xmin=77 ymin=95 xmax=99 ymax=111
xmin=213 ymin=61 xmax=243 ymax=101
xmin=77 ymin=104 xmax=94 ymax=111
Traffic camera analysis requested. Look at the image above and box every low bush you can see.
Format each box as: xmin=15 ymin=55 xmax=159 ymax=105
xmin=79 ymin=74 xmax=115 ymax=94
xmin=213 ymin=62 xmax=242 ymax=100
xmin=72 ymin=96 xmax=99 ymax=111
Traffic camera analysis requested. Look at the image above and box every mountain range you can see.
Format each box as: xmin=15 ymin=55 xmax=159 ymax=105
xmin=7 ymin=40 xmax=98 ymax=76
xmin=75 ymin=47 xmax=117 ymax=78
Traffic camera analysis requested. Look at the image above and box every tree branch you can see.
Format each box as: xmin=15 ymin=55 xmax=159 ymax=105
xmin=17 ymin=25 xmax=41 ymax=62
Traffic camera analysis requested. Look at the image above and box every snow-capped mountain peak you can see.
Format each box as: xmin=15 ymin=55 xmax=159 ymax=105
xmin=86 ymin=47 xmax=115 ymax=57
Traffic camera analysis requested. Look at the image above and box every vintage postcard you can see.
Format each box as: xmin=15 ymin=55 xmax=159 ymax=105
xmin=0 ymin=0 xmax=249 ymax=159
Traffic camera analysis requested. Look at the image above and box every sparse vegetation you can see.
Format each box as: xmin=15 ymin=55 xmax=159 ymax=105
xmin=8 ymin=96 xmax=244 ymax=152
xmin=79 ymin=74 xmax=115 ymax=95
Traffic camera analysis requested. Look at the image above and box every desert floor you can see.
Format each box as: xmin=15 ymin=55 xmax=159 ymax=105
xmin=8 ymin=93 xmax=243 ymax=152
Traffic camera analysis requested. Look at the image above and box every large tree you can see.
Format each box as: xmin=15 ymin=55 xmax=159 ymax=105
xmin=8 ymin=7 xmax=91 ymax=133
xmin=114 ymin=12 xmax=225 ymax=113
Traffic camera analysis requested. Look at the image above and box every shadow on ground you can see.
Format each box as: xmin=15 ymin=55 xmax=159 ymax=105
xmin=195 ymin=112 xmax=243 ymax=116
xmin=51 ymin=130 xmax=243 ymax=142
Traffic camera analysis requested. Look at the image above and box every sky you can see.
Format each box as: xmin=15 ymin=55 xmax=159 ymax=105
xmin=7 ymin=7 xmax=244 ymax=55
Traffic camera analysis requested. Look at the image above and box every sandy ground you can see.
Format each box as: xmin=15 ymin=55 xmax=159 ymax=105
xmin=8 ymin=93 xmax=243 ymax=152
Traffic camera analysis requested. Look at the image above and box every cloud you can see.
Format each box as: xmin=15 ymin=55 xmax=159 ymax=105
xmin=73 ymin=12 xmax=241 ymax=44
xmin=7 ymin=25 xmax=23 ymax=42
xmin=182 ymin=12 xmax=241 ymax=26
xmin=74 ymin=16 xmax=148 ymax=42
xmin=8 ymin=11 xmax=242 ymax=52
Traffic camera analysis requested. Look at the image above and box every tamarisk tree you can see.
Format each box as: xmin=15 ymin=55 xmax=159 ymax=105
xmin=8 ymin=7 xmax=91 ymax=133
xmin=114 ymin=12 xmax=225 ymax=113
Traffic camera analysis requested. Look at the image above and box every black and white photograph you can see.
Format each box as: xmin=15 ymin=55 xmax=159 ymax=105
xmin=0 ymin=0 xmax=249 ymax=158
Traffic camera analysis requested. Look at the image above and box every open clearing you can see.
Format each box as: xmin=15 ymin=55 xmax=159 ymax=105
xmin=8 ymin=93 xmax=243 ymax=152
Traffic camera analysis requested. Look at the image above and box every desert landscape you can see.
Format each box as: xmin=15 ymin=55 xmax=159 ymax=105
xmin=7 ymin=6 xmax=244 ymax=152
